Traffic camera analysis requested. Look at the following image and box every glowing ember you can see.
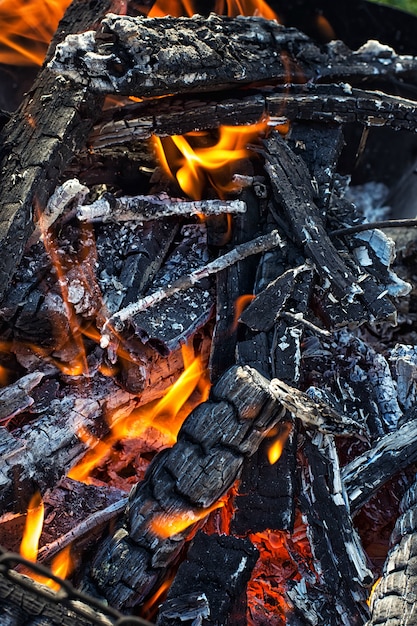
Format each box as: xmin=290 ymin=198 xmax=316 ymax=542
xmin=267 ymin=422 xmax=292 ymax=465
xmin=367 ymin=576 xmax=381 ymax=606
xmin=20 ymin=491 xmax=44 ymax=563
xmin=150 ymin=500 xmax=225 ymax=538
xmin=151 ymin=119 xmax=270 ymax=200
xmin=0 ymin=0 xmax=70 ymax=66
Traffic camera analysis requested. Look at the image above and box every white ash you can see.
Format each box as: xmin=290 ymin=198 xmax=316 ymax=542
xmin=345 ymin=181 xmax=391 ymax=223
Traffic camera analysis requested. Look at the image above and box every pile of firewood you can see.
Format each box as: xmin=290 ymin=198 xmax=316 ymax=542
xmin=1 ymin=1 xmax=417 ymax=624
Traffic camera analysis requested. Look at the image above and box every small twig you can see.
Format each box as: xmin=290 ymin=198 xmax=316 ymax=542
xmin=37 ymin=497 xmax=128 ymax=563
xmin=101 ymin=230 xmax=282 ymax=347
xmin=77 ymin=193 xmax=246 ymax=222
xmin=331 ymin=218 xmax=417 ymax=238
xmin=280 ymin=311 xmax=332 ymax=338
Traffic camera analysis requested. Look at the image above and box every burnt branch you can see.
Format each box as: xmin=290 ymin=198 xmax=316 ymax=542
xmin=101 ymin=229 xmax=282 ymax=346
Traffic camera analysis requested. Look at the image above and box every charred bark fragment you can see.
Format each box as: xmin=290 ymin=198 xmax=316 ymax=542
xmin=156 ymin=532 xmax=259 ymax=626
xmin=263 ymin=131 xmax=398 ymax=326
xmin=87 ymin=365 xmax=285 ymax=610
xmin=0 ymin=0 xmax=115 ymax=303
xmin=50 ymin=14 xmax=417 ymax=98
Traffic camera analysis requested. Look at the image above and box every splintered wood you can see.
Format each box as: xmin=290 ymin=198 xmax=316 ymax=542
xmin=3 ymin=2 xmax=417 ymax=626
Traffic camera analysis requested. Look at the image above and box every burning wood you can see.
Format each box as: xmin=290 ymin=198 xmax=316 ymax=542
xmin=2 ymin=0 xmax=417 ymax=624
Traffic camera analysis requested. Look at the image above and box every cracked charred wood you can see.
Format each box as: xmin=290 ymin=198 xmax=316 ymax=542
xmin=0 ymin=549 xmax=153 ymax=626
xmin=342 ymin=406 xmax=417 ymax=515
xmin=209 ymin=187 xmax=262 ymax=381
xmin=156 ymin=532 xmax=259 ymax=626
xmin=100 ymin=230 xmax=282 ymax=349
xmin=264 ymin=131 xmax=398 ymax=326
xmin=0 ymin=372 xmax=44 ymax=424
xmin=50 ymin=14 xmax=417 ymax=99
xmin=0 ymin=375 xmax=138 ymax=513
xmin=86 ymin=365 xmax=285 ymax=610
xmin=367 ymin=477 xmax=417 ymax=625
xmin=0 ymin=0 xmax=116 ymax=304
xmin=83 ymin=84 xmax=417 ymax=160
xmin=289 ymin=433 xmax=372 ymax=625
xmin=231 ymin=425 xmax=297 ymax=535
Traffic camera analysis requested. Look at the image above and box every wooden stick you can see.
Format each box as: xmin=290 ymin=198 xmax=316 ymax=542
xmin=100 ymin=229 xmax=282 ymax=347
xmin=77 ymin=193 xmax=246 ymax=223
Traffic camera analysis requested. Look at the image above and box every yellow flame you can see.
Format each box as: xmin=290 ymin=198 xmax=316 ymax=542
xmin=20 ymin=491 xmax=44 ymax=563
xmin=0 ymin=0 xmax=71 ymax=66
xmin=150 ymin=500 xmax=225 ymax=538
xmin=367 ymin=577 xmax=381 ymax=606
xmin=267 ymin=423 xmax=292 ymax=465
xmin=152 ymin=119 xmax=269 ymax=200
xmin=68 ymin=344 xmax=211 ymax=483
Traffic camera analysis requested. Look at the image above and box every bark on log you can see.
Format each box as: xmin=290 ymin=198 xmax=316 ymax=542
xmin=84 ymin=84 xmax=417 ymax=159
xmin=0 ymin=0 xmax=116 ymax=303
xmin=49 ymin=14 xmax=417 ymax=98
xmin=367 ymin=478 xmax=417 ymax=625
xmin=86 ymin=365 xmax=285 ymax=610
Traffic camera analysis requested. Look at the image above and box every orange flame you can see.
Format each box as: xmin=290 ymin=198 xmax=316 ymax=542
xmin=367 ymin=577 xmax=381 ymax=606
xmin=232 ymin=294 xmax=256 ymax=332
xmin=214 ymin=0 xmax=278 ymax=19
xmin=48 ymin=545 xmax=73 ymax=590
xmin=150 ymin=500 xmax=225 ymax=538
xmin=151 ymin=119 xmax=269 ymax=200
xmin=148 ymin=0 xmax=197 ymax=17
xmin=0 ymin=0 xmax=71 ymax=66
xmin=267 ymin=422 xmax=292 ymax=465
xmin=68 ymin=344 xmax=211 ymax=483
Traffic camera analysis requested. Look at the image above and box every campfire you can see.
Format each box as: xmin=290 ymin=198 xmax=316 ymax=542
xmin=1 ymin=0 xmax=417 ymax=624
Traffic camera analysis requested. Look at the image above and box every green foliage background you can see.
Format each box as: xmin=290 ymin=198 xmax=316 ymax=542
xmin=369 ymin=0 xmax=417 ymax=14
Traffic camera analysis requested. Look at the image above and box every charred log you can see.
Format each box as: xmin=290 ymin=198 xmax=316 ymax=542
xmin=50 ymin=15 xmax=417 ymax=98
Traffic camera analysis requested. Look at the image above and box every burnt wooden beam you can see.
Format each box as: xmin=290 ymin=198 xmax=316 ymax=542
xmin=50 ymin=14 xmax=417 ymax=98
xmin=84 ymin=84 xmax=417 ymax=157
xmin=0 ymin=0 xmax=117 ymax=303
